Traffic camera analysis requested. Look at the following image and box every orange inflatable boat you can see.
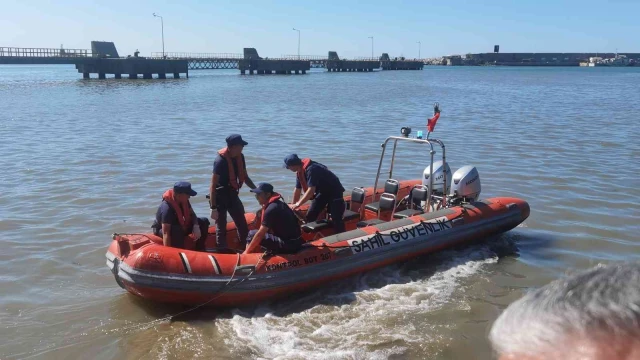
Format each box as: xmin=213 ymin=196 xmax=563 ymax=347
xmin=106 ymin=135 xmax=530 ymax=306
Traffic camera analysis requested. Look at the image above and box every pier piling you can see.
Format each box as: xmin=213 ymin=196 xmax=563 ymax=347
xmin=75 ymin=57 xmax=188 ymax=80
xmin=325 ymin=51 xmax=378 ymax=72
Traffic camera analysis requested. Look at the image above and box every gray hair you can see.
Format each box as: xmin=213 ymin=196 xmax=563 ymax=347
xmin=489 ymin=262 xmax=640 ymax=357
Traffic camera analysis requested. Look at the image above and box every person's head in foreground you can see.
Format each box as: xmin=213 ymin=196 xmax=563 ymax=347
xmin=490 ymin=262 xmax=640 ymax=360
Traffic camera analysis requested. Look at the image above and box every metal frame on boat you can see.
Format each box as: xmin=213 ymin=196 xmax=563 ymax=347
xmin=373 ymin=135 xmax=447 ymax=211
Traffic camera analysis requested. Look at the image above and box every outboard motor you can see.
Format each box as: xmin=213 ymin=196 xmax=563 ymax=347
xmin=422 ymin=160 xmax=452 ymax=195
xmin=449 ymin=166 xmax=481 ymax=204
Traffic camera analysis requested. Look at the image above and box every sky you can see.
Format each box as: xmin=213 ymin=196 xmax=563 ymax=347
xmin=1 ymin=0 xmax=638 ymax=59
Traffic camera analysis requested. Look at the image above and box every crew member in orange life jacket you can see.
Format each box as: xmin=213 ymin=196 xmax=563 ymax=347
xmin=244 ymin=182 xmax=303 ymax=254
xmin=209 ymin=134 xmax=256 ymax=249
xmin=284 ymin=154 xmax=346 ymax=233
xmin=152 ymin=181 xmax=209 ymax=250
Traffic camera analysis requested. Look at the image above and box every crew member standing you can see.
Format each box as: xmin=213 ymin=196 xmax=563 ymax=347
xmin=209 ymin=134 xmax=256 ymax=249
xmin=283 ymin=154 xmax=346 ymax=233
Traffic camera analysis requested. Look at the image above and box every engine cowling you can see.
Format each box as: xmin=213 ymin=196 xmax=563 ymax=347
xmin=450 ymin=166 xmax=481 ymax=202
xmin=422 ymin=161 xmax=452 ymax=195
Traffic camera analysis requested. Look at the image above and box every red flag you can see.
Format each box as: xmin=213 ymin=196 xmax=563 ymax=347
xmin=427 ymin=112 xmax=440 ymax=133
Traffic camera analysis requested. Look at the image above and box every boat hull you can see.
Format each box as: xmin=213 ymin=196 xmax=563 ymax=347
xmin=106 ymin=181 xmax=529 ymax=307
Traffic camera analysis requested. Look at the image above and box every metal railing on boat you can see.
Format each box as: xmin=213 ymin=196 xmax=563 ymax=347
xmin=373 ymin=136 xmax=447 ymax=212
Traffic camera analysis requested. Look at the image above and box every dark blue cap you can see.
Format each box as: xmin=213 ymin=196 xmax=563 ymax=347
xmin=283 ymin=154 xmax=302 ymax=168
xmin=250 ymin=182 xmax=274 ymax=194
xmin=226 ymin=134 xmax=248 ymax=147
xmin=173 ymin=181 xmax=197 ymax=196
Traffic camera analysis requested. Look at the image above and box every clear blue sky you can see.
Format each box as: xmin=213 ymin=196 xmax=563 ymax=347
xmin=2 ymin=0 xmax=638 ymax=58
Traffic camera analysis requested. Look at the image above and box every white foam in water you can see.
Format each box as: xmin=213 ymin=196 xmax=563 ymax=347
xmin=152 ymin=324 xmax=211 ymax=360
xmin=216 ymin=244 xmax=500 ymax=359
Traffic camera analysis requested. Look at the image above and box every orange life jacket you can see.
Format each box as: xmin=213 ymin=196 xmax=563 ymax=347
xmin=297 ymin=158 xmax=312 ymax=192
xmin=162 ymin=189 xmax=193 ymax=232
xmin=261 ymin=193 xmax=283 ymax=224
xmin=218 ymin=147 xmax=246 ymax=191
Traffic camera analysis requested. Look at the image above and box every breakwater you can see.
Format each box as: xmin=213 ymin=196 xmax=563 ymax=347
xmin=426 ymin=52 xmax=640 ymax=66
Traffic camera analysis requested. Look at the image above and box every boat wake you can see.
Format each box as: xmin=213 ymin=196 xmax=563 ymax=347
xmin=216 ymin=239 xmax=508 ymax=359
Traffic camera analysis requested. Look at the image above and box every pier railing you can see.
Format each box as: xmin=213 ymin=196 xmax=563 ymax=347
xmin=352 ymin=56 xmax=380 ymax=61
xmin=281 ymin=55 xmax=328 ymax=60
xmin=0 ymin=47 xmax=92 ymax=57
xmin=151 ymin=52 xmax=243 ymax=59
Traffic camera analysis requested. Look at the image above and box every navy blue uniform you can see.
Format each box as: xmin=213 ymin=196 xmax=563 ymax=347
xmin=152 ymin=200 xmax=208 ymax=250
xmin=296 ymin=161 xmax=346 ymax=233
xmin=214 ymin=154 xmax=247 ymax=190
xmin=256 ymin=199 xmax=304 ymax=253
xmin=213 ymin=154 xmax=249 ymax=248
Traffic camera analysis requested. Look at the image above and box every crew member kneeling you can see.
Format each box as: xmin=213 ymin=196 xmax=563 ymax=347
xmin=152 ymin=181 xmax=209 ymax=250
xmin=284 ymin=154 xmax=346 ymax=233
xmin=244 ymin=183 xmax=303 ymax=254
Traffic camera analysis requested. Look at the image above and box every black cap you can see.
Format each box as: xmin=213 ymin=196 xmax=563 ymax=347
xmin=173 ymin=181 xmax=197 ymax=196
xmin=283 ymin=154 xmax=302 ymax=168
xmin=226 ymin=134 xmax=248 ymax=147
xmin=250 ymin=182 xmax=274 ymax=194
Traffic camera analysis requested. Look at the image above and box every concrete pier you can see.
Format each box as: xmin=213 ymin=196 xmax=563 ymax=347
xmin=380 ymin=53 xmax=424 ymax=70
xmin=325 ymin=51 xmax=378 ymax=72
xmin=75 ymin=58 xmax=189 ymax=79
xmin=238 ymin=48 xmax=310 ymax=75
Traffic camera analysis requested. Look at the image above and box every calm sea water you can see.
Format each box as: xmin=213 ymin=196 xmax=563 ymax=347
xmin=1 ymin=65 xmax=639 ymax=359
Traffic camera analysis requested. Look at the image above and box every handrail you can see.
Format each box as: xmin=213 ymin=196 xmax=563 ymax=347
xmin=425 ymin=138 xmax=447 ymax=209
xmin=352 ymin=57 xmax=380 ymax=61
xmin=152 ymin=53 xmax=308 ymax=61
xmin=150 ymin=52 xmax=244 ymax=59
xmin=0 ymin=47 xmax=91 ymax=57
xmin=373 ymin=136 xmax=446 ymax=212
xmin=281 ymin=55 xmax=327 ymax=60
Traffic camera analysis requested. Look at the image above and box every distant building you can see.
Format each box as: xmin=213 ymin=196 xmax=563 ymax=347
xmin=444 ymin=55 xmax=462 ymax=66
xmin=464 ymin=52 xmax=640 ymax=66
